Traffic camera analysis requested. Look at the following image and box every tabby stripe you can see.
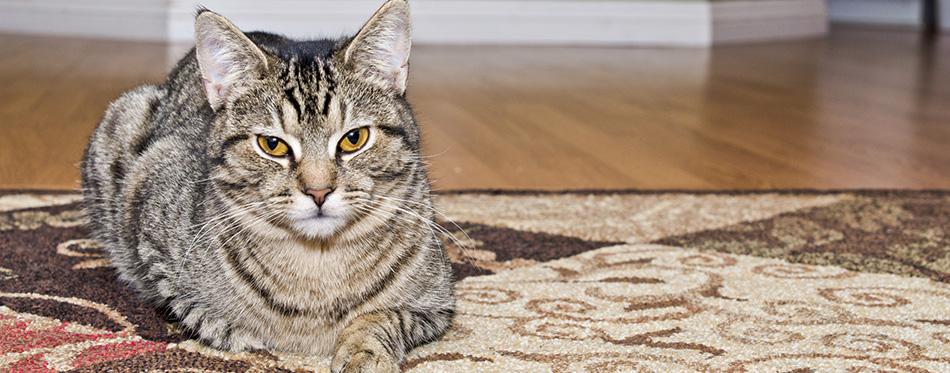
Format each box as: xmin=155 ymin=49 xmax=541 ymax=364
xmin=329 ymin=228 xmax=422 ymax=323
xmin=321 ymin=63 xmax=335 ymax=115
xmin=376 ymin=125 xmax=407 ymax=140
xmin=220 ymin=188 xmax=247 ymax=202
xmin=144 ymin=231 xmax=168 ymax=256
xmin=284 ymin=89 xmax=302 ymax=119
xmin=365 ymin=208 xmax=407 ymax=269
xmin=132 ymin=130 xmax=156 ymax=157
xmin=396 ymin=310 xmax=407 ymax=343
xmin=191 ymin=310 xmax=210 ymax=336
xmin=142 ymin=271 xmax=170 ymax=296
xmin=247 ymin=204 xmax=295 ymax=233
xmin=190 ymin=180 xmax=209 ymax=230
xmin=176 ymin=301 xmax=197 ymax=323
xmin=214 ymin=177 xmax=262 ymax=191
xmin=376 ymin=125 xmax=416 ymax=152
xmin=126 ymin=184 xmax=150 ymax=284
xmin=410 ymin=308 xmax=454 ymax=345
xmin=242 ymin=235 xmax=276 ymax=280
xmin=373 ymin=163 xmax=410 ymax=184
xmin=180 ymin=305 xmax=204 ymax=330
xmin=403 ymin=311 xmax=419 ymax=349
xmin=222 ymin=233 xmax=310 ymax=317
xmin=280 ymin=59 xmax=297 ymax=88
xmin=214 ymin=179 xmax=245 ymax=191
xmin=407 ymin=168 xmax=431 ymax=206
xmin=392 ymin=311 xmax=411 ymax=355
xmin=193 ymin=313 xmax=232 ymax=351
xmin=196 ymin=331 xmax=221 ymax=350
xmin=209 ymin=156 xmax=226 ymax=166
xmin=271 ymin=214 xmax=296 ymax=232
xmin=374 ymin=326 xmax=399 ymax=358
xmin=401 ymin=181 xmax=428 ymax=219
xmin=334 ymin=199 xmax=376 ymax=240
xmin=101 ymin=112 xmax=120 ymax=138
xmin=109 ymin=161 xmax=126 ymax=194
xmin=320 ymin=91 xmax=333 ymax=117
xmin=220 ymin=322 xmax=233 ymax=349
xmin=131 ymin=100 xmax=159 ymax=156
xmin=81 ymin=158 xmax=102 ymax=206
xmin=220 ymin=135 xmax=247 ymax=153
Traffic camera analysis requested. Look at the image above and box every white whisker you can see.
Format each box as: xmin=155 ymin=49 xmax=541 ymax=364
xmin=359 ymin=195 xmax=480 ymax=273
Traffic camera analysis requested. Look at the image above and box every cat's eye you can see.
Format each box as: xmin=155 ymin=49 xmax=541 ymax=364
xmin=257 ymin=136 xmax=290 ymax=157
xmin=338 ymin=127 xmax=369 ymax=154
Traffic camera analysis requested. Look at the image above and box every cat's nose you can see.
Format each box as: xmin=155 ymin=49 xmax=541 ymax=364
xmin=305 ymin=187 xmax=333 ymax=208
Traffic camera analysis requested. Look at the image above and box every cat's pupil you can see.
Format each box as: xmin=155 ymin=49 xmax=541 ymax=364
xmin=266 ymin=137 xmax=279 ymax=151
xmin=345 ymin=130 xmax=360 ymax=145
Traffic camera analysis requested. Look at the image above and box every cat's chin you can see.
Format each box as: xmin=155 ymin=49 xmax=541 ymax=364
xmin=291 ymin=214 xmax=347 ymax=239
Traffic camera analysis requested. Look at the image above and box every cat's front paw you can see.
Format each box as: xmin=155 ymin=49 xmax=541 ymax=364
xmin=331 ymin=322 xmax=400 ymax=373
xmin=223 ymin=327 xmax=267 ymax=352
xmin=331 ymin=345 xmax=399 ymax=373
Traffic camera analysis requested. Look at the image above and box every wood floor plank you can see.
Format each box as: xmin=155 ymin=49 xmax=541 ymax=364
xmin=1 ymin=26 xmax=948 ymax=191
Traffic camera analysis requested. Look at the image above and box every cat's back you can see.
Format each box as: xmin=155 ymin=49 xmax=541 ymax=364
xmin=81 ymin=83 xmax=166 ymax=224
xmin=82 ymin=47 xmax=217 ymax=200
xmin=80 ymin=51 xmax=213 ymax=287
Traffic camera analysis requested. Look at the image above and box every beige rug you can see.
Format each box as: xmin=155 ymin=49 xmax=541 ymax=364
xmin=1 ymin=191 xmax=949 ymax=372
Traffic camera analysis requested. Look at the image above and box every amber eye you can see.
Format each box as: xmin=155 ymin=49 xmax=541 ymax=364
xmin=338 ymin=127 xmax=369 ymax=154
xmin=257 ymin=136 xmax=290 ymax=157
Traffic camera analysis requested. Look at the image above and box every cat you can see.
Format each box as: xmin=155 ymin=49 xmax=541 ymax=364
xmin=79 ymin=0 xmax=455 ymax=371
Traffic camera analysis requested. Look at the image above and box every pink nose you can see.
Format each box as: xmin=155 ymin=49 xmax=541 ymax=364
xmin=305 ymin=188 xmax=333 ymax=207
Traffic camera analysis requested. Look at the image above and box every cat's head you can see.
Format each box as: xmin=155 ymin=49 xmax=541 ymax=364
xmin=195 ymin=0 xmax=427 ymax=241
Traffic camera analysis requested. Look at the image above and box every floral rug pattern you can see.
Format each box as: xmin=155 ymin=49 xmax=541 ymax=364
xmin=1 ymin=191 xmax=949 ymax=372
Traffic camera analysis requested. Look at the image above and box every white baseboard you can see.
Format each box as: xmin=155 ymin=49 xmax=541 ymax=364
xmin=827 ymin=0 xmax=921 ymax=26
xmin=712 ymin=0 xmax=829 ymax=44
xmin=0 ymin=0 xmax=828 ymax=46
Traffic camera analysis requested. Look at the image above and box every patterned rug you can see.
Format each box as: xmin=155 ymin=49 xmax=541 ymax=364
xmin=1 ymin=190 xmax=949 ymax=372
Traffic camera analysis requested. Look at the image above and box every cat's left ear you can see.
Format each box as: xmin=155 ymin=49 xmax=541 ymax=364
xmin=195 ymin=10 xmax=268 ymax=111
xmin=343 ymin=0 xmax=412 ymax=94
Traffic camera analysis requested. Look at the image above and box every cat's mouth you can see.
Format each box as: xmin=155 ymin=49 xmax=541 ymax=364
xmin=306 ymin=210 xmax=333 ymax=219
xmin=291 ymin=210 xmax=347 ymax=238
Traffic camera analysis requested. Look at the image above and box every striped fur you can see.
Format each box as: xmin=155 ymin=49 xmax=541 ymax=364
xmin=80 ymin=1 xmax=454 ymax=371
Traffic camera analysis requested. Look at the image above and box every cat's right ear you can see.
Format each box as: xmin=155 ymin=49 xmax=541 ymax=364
xmin=343 ymin=0 xmax=412 ymax=94
xmin=195 ymin=10 xmax=267 ymax=111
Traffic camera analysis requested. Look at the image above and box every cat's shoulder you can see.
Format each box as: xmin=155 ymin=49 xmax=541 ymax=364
xmin=96 ymin=84 xmax=165 ymax=136
xmin=108 ymin=84 xmax=164 ymax=114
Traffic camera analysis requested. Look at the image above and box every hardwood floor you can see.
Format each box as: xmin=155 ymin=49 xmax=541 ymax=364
xmin=1 ymin=25 xmax=948 ymax=191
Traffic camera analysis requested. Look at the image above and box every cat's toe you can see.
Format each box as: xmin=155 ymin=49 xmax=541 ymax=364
xmin=225 ymin=330 xmax=266 ymax=352
xmin=331 ymin=347 xmax=398 ymax=373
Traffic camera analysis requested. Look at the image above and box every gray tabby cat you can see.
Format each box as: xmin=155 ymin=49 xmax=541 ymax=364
xmin=80 ymin=0 xmax=454 ymax=371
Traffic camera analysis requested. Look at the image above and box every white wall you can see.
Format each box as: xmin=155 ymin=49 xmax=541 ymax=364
xmin=167 ymin=1 xmax=713 ymax=46
xmin=165 ymin=1 xmax=382 ymax=43
xmin=0 ymin=0 xmax=828 ymax=46
xmin=0 ymin=0 xmax=168 ymax=40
